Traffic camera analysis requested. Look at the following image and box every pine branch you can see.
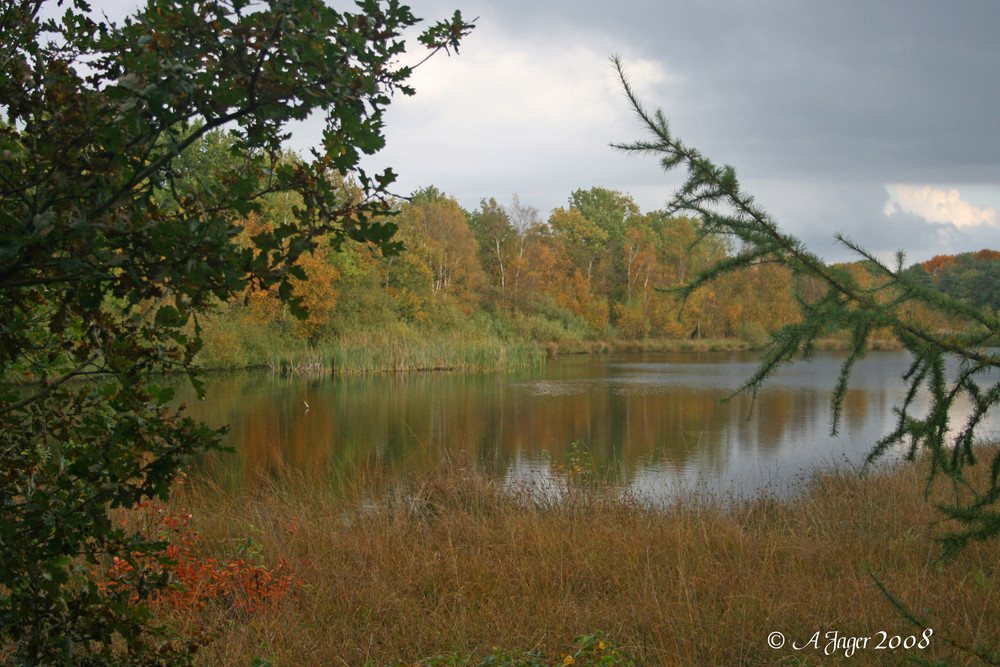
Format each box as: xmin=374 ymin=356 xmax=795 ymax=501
xmin=612 ymin=55 xmax=1000 ymax=570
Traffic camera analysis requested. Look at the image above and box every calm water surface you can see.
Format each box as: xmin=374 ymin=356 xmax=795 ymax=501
xmin=175 ymin=350 xmax=1000 ymax=501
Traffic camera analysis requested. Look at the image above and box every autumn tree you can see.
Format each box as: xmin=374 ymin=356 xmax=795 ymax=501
xmin=238 ymin=210 xmax=343 ymax=343
xmin=504 ymin=193 xmax=542 ymax=310
xmin=390 ymin=188 xmax=484 ymax=313
xmin=533 ymin=209 xmax=608 ymax=330
xmin=179 ymin=136 xmax=367 ymax=347
xmin=921 ymin=253 xmax=957 ymax=278
xmin=621 ymin=219 xmax=654 ymax=302
xmin=548 ymin=205 xmax=608 ymax=284
xmin=611 ymin=218 xmax=656 ymax=338
xmin=0 ymin=0 xmax=471 ymax=663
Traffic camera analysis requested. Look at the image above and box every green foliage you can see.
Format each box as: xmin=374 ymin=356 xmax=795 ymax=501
xmin=548 ymin=206 xmax=609 ymax=284
xmin=614 ymin=52 xmax=1000 ymax=657
xmin=467 ymin=198 xmax=515 ymax=306
xmin=511 ymin=295 xmax=596 ymax=342
xmin=568 ymin=187 xmax=640 ymax=245
xmin=735 ymin=321 xmax=770 ymax=348
xmin=0 ymin=0 xmax=471 ymax=663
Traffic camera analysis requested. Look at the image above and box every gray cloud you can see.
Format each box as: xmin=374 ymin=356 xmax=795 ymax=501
xmin=376 ymin=0 xmax=1000 ymax=262
xmin=754 ymin=180 xmax=955 ymax=262
xmin=58 ymin=1 xmax=1000 ymax=263
xmin=608 ymin=0 xmax=1000 ymax=180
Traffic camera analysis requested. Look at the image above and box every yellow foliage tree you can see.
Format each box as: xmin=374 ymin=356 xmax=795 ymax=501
xmin=391 ymin=191 xmax=484 ymax=313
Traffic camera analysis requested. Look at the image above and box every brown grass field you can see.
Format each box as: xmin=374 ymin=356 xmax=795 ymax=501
xmin=151 ymin=449 xmax=1000 ymax=666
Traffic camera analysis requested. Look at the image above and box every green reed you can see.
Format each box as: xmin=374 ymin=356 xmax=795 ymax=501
xmin=267 ymin=332 xmax=545 ymax=375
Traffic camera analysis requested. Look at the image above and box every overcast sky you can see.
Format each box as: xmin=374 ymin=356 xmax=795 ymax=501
xmin=342 ymin=0 xmax=1000 ymax=263
xmin=88 ymin=0 xmax=1000 ymax=263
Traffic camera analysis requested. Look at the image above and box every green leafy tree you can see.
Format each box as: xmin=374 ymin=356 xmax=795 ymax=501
xmin=468 ymin=197 xmax=514 ymax=305
xmin=0 ymin=0 xmax=470 ymax=663
xmin=568 ymin=187 xmax=641 ymax=305
xmin=935 ymin=252 xmax=1000 ymax=313
xmin=548 ymin=205 xmax=608 ymax=284
xmin=614 ymin=55 xmax=1000 ymax=661
xmin=568 ymin=186 xmax=640 ymax=246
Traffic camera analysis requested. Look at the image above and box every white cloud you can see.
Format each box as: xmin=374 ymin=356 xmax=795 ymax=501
xmin=345 ymin=18 xmax=682 ymax=212
xmin=398 ymin=22 xmax=673 ymax=135
xmin=884 ymin=184 xmax=997 ymax=228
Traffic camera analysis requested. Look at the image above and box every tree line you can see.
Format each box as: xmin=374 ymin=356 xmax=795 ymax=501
xmin=191 ymin=134 xmax=815 ymax=364
xmin=911 ymin=250 xmax=1000 ymax=313
xmin=201 ymin=143 xmax=1000 ymax=366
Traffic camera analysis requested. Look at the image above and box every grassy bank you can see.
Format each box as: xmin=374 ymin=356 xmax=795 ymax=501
xmin=203 ymin=333 xmax=756 ymax=373
xmin=265 ymin=333 xmax=546 ymax=374
xmin=195 ymin=315 xmax=905 ymax=374
xmin=135 ymin=450 xmax=1000 ymax=666
xmin=193 ymin=314 xmax=548 ymax=374
xmin=541 ymin=336 xmax=901 ymax=356
xmin=260 ymin=334 xmax=904 ymax=373
xmin=192 ymin=295 xmax=908 ymax=374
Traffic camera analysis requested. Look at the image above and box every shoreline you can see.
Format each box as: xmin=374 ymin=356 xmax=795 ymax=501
xmin=192 ymin=334 xmax=904 ymax=375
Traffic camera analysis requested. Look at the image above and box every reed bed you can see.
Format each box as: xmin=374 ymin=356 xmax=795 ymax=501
xmin=328 ymin=333 xmax=545 ymax=374
xmin=159 ymin=452 xmax=999 ymax=666
xmin=266 ymin=333 xmax=545 ymax=375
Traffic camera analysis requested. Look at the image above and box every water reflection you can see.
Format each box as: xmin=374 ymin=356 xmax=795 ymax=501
xmin=173 ymin=351 xmax=1000 ymax=500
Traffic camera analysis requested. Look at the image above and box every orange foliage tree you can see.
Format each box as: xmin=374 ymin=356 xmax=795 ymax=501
xmin=524 ymin=218 xmax=609 ymax=331
xmin=238 ymin=211 xmax=342 ymax=343
xmin=921 ymin=253 xmax=957 ymax=278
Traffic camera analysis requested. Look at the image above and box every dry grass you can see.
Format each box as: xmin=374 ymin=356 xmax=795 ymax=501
xmin=168 ymin=453 xmax=1000 ymax=666
xmin=546 ymin=338 xmax=752 ymax=355
xmin=547 ymin=336 xmax=902 ymax=356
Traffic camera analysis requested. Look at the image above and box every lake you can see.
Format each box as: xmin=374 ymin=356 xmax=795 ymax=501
xmin=175 ymin=350 xmax=1000 ymax=502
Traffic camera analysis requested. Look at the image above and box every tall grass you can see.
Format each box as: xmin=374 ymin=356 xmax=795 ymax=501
xmin=326 ymin=330 xmax=544 ymax=374
xmin=265 ymin=328 xmax=545 ymax=375
xmin=154 ymin=449 xmax=1000 ymax=666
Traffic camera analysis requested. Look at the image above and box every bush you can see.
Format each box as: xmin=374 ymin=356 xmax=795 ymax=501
xmin=0 ymin=2 xmax=471 ymax=663
xmin=736 ymin=321 xmax=769 ymax=348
